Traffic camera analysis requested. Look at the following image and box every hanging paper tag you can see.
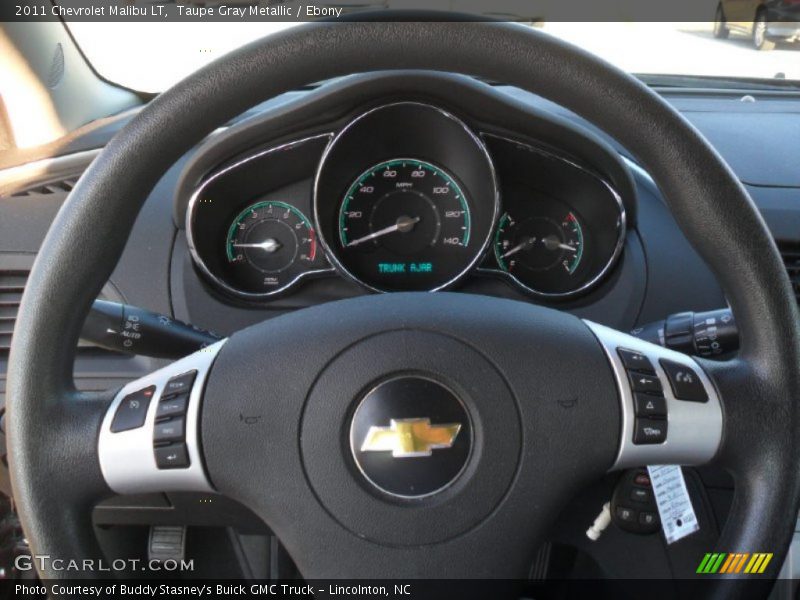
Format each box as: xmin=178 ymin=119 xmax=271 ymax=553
xmin=647 ymin=465 xmax=699 ymax=544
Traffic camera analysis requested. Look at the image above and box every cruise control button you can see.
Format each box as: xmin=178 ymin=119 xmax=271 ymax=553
xmin=660 ymin=360 xmax=708 ymax=403
xmin=163 ymin=371 xmax=197 ymax=397
xmin=618 ymin=348 xmax=655 ymax=374
xmin=111 ymin=386 xmax=155 ymax=433
xmin=156 ymin=393 xmax=188 ymax=419
xmin=154 ymin=443 xmax=190 ymax=469
xmin=633 ymin=418 xmax=667 ymax=444
xmin=634 ymin=393 xmax=667 ymax=418
xmin=154 ymin=418 xmax=185 ymax=444
xmin=628 ymin=372 xmax=663 ymax=395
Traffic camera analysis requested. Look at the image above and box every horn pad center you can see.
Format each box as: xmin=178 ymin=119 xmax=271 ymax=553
xmin=300 ymin=329 xmax=520 ymax=546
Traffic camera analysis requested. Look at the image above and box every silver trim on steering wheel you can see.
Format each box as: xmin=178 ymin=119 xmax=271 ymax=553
xmin=98 ymin=341 xmax=226 ymax=494
xmin=584 ymin=321 xmax=723 ymax=470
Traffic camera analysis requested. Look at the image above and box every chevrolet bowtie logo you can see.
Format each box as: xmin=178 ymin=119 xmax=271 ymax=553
xmin=360 ymin=418 xmax=462 ymax=458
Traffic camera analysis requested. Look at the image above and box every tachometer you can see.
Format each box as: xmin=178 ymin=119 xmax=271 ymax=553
xmin=335 ymin=158 xmax=473 ymax=292
xmin=225 ymin=200 xmax=317 ymax=291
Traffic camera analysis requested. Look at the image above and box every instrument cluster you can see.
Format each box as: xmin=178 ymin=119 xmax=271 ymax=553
xmin=187 ymin=102 xmax=626 ymax=302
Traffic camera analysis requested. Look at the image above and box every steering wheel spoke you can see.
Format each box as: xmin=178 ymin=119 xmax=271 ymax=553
xmin=585 ymin=321 xmax=723 ymax=470
xmin=98 ymin=342 xmax=224 ymax=495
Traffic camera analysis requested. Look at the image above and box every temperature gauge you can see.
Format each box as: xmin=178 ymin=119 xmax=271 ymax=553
xmin=494 ymin=209 xmax=586 ymax=295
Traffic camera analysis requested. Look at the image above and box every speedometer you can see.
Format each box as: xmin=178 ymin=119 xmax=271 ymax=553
xmin=314 ymin=102 xmax=499 ymax=293
xmin=337 ymin=159 xmax=472 ymax=292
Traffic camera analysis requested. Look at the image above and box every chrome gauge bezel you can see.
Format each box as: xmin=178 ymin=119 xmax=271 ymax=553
xmin=478 ymin=133 xmax=627 ymax=300
xmin=187 ymin=118 xmax=626 ymax=301
xmin=313 ymin=102 xmax=500 ymax=294
xmin=186 ymin=134 xmax=335 ymax=300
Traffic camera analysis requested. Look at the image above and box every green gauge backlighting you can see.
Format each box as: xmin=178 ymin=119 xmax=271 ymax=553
xmin=225 ymin=200 xmax=317 ymax=290
xmin=335 ymin=158 xmax=473 ymax=292
xmin=494 ymin=209 xmax=586 ymax=294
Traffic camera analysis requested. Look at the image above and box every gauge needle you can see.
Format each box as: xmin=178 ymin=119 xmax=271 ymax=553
xmin=542 ymin=235 xmax=577 ymax=253
xmin=346 ymin=216 xmax=420 ymax=248
xmin=233 ymin=238 xmax=282 ymax=253
xmin=502 ymin=237 xmax=537 ymax=259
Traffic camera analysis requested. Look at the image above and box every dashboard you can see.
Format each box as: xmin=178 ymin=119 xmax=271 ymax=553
xmin=182 ymin=76 xmax=629 ymax=309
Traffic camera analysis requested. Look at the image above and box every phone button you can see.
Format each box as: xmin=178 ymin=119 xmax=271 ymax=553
xmin=660 ymin=359 xmax=708 ymax=403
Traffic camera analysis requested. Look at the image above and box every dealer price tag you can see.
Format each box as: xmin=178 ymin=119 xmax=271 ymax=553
xmin=647 ymin=465 xmax=699 ymax=544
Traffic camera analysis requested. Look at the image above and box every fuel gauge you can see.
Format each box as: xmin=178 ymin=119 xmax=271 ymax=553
xmin=494 ymin=209 xmax=586 ymax=295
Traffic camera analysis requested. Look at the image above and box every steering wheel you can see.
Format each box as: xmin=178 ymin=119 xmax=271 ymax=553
xmin=7 ymin=21 xmax=800 ymax=593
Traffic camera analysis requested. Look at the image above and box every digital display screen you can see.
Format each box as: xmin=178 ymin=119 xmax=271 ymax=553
xmin=378 ymin=263 xmax=434 ymax=274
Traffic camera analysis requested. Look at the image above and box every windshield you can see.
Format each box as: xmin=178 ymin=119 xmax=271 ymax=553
xmin=66 ymin=21 xmax=800 ymax=94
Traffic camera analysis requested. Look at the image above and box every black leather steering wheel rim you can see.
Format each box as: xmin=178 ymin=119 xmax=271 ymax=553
xmin=7 ymin=21 xmax=800 ymax=592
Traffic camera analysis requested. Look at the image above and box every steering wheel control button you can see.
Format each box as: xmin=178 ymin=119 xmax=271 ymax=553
xmin=349 ymin=376 xmax=471 ymax=499
xmin=586 ymin=321 xmax=722 ymax=469
xmin=660 ymin=360 xmax=708 ymax=403
xmin=100 ymin=340 xmax=223 ymax=493
xmin=110 ymin=386 xmax=156 ymax=433
xmin=611 ymin=470 xmax=660 ymax=534
xmin=154 ymin=443 xmax=190 ymax=469
xmin=628 ymin=372 xmax=663 ymax=395
xmin=156 ymin=393 xmax=188 ymax=420
xmin=617 ymin=348 xmax=655 ymax=374
xmin=633 ymin=418 xmax=667 ymax=445
xmin=633 ymin=393 xmax=666 ymax=418
xmin=163 ymin=370 xmax=197 ymax=397
xmin=153 ymin=418 xmax=186 ymax=444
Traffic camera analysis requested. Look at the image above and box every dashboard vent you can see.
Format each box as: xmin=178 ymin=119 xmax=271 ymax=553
xmin=8 ymin=178 xmax=76 ymax=198
xmin=0 ymin=271 xmax=26 ymax=354
xmin=0 ymin=270 xmax=114 ymax=355
xmin=779 ymin=241 xmax=800 ymax=302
